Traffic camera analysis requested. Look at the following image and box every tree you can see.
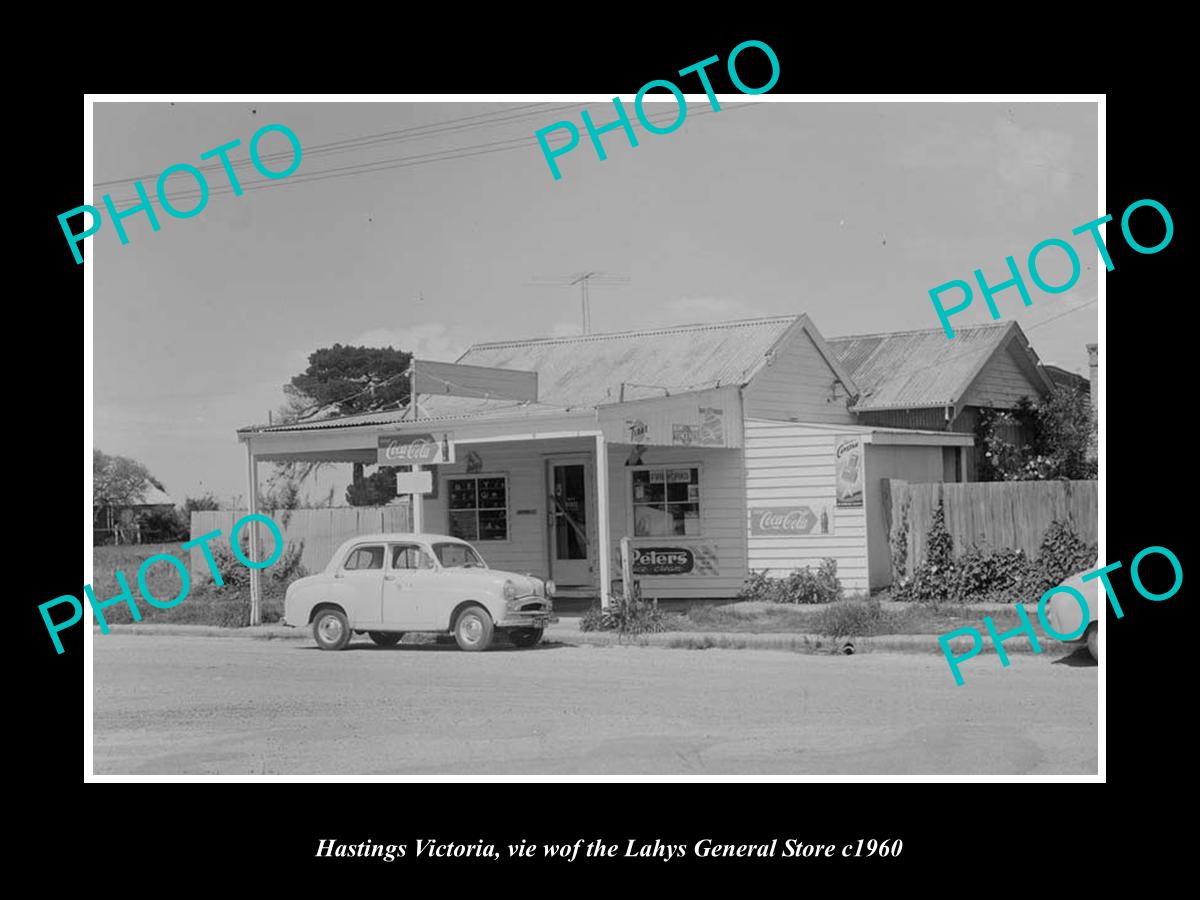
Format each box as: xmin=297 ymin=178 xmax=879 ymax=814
xmin=94 ymin=450 xmax=155 ymax=509
xmin=94 ymin=450 xmax=166 ymax=544
xmin=976 ymin=386 xmax=1097 ymax=481
xmin=287 ymin=344 xmax=412 ymax=419
xmin=283 ymin=344 xmax=414 ymax=499
xmin=345 ymin=466 xmax=399 ymax=506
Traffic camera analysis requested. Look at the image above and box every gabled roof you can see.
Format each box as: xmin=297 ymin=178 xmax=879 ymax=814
xmin=457 ymin=316 xmax=801 ymax=406
xmin=827 ymin=321 xmax=1054 ymax=413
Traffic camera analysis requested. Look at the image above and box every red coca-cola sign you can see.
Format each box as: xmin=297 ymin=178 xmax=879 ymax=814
xmin=749 ymin=506 xmax=825 ymax=535
xmin=376 ymin=434 xmax=447 ymax=465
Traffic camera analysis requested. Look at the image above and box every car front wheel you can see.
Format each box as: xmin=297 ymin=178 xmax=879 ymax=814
xmin=369 ymin=631 xmax=403 ymax=648
xmin=313 ymin=608 xmax=352 ymax=651
xmin=510 ymin=627 xmax=543 ymax=648
xmin=1086 ymin=623 xmax=1097 ymax=662
xmin=454 ymin=605 xmax=494 ymax=652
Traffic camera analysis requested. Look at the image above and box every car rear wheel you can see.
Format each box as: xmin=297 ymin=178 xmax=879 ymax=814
xmin=454 ymin=605 xmax=494 ymax=652
xmin=510 ymin=628 xmax=543 ymax=648
xmin=313 ymin=608 xmax=351 ymax=651
xmin=1086 ymin=623 xmax=1097 ymax=662
xmin=369 ymin=631 xmax=403 ymax=648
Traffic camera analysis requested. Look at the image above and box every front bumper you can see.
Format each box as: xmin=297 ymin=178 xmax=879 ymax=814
xmin=496 ymin=596 xmax=557 ymax=629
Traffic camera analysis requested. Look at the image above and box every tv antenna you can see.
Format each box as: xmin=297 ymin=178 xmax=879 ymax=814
xmin=527 ymin=271 xmax=630 ymax=334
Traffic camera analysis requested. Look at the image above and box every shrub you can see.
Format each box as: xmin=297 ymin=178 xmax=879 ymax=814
xmin=812 ymin=598 xmax=888 ymax=639
xmin=579 ymin=590 xmax=667 ymax=635
xmin=894 ymin=507 xmax=1096 ymax=605
xmin=202 ymin=532 xmax=307 ymax=589
xmin=1021 ymin=519 xmax=1097 ymax=599
xmin=892 ymin=504 xmax=955 ymax=605
xmin=948 ymin=546 xmax=1031 ymax=604
xmin=135 ymin=507 xmax=189 ymax=542
xmin=737 ymin=558 xmax=842 ymax=605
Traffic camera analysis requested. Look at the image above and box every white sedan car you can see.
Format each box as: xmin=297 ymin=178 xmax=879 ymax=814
xmin=283 ymin=533 xmax=556 ymax=652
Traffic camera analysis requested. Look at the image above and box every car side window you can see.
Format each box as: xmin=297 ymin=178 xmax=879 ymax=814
xmin=343 ymin=545 xmax=385 ymax=571
xmin=391 ymin=544 xmax=434 ymax=570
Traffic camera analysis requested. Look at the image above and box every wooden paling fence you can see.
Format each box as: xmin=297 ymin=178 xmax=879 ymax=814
xmin=188 ymin=506 xmax=412 ymax=578
xmin=884 ymin=480 xmax=1098 ymax=580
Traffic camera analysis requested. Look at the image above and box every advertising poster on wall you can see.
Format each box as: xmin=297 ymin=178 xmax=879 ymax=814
xmin=835 ymin=436 xmax=864 ymax=508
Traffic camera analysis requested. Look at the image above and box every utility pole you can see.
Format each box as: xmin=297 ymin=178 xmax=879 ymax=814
xmin=409 ymin=360 xmax=423 ymax=533
xmin=527 ymin=271 xmax=630 ymax=334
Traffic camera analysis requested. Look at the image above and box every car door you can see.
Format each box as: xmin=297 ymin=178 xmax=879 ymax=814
xmin=337 ymin=543 xmax=386 ymax=627
xmin=382 ymin=543 xmax=439 ymax=629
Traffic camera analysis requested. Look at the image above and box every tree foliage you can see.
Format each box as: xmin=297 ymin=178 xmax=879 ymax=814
xmin=976 ymin=387 xmax=1096 ymax=481
xmin=94 ymin=450 xmax=157 ymax=508
xmin=274 ymin=344 xmax=414 ymax=503
xmin=288 ymin=344 xmax=413 ymax=420
xmin=345 ymin=466 xmax=399 ymax=506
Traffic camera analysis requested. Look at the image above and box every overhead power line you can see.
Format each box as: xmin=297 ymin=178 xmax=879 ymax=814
xmin=94 ymin=102 xmax=759 ymax=207
xmin=94 ymin=102 xmax=575 ymax=188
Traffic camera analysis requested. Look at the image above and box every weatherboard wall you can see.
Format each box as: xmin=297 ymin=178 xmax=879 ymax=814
xmin=742 ymin=328 xmax=858 ymax=425
xmin=743 ymin=419 xmax=870 ymax=593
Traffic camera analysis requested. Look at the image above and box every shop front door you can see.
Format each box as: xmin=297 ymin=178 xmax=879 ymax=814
xmin=548 ymin=459 xmax=593 ymax=587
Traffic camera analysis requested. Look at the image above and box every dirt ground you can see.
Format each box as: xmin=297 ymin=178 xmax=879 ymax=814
xmin=92 ymin=635 xmax=1098 ymax=776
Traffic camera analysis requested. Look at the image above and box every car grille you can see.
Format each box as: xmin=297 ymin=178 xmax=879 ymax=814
xmin=520 ymin=601 xmax=547 ymax=612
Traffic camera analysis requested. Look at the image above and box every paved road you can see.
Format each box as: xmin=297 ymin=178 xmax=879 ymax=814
xmin=92 ymin=636 xmax=1098 ymax=775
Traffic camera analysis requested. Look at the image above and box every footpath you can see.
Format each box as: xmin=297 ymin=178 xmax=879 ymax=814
xmin=96 ymin=617 xmax=1062 ymax=656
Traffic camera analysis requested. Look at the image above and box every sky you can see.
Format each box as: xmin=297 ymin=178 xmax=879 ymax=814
xmin=91 ymin=99 xmax=1099 ymax=505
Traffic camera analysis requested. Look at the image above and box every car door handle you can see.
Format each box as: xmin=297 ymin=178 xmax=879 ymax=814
xmin=383 ymin=575 xmax=396 ymax=581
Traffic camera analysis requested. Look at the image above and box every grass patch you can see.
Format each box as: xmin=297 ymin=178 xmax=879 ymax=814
xmin=91 ymin=543 xmax=287 ymax=627
xmin=668 ymin=599 xmax=1026 ymax=637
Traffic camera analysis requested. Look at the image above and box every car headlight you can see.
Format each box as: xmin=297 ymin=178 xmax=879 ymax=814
xmin=503 ymin=580 xmax=518 ymax=602
xmin=545 ymin=579 xmax=555 ymax=597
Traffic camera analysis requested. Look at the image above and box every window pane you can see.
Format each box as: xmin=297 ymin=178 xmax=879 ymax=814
xmin=670 ymin=503 xmax=700 ymax=536
xmin=478 ymin=509 xmax=507 ymax=541
xmin=667 ymin=481 xmax=691 ymax=502
xmin=633 ymin=503 xmax=668 ymax=537
xmin=448 ymin=510 xmax=478 ymax=541
xmin=477 ymin=478 xmax=506 ymax=509
xmin=636 ymin=476 xmax=664 ymax=503
xmin=391 ymin=544 xmax=428 ymax=569
xmin=448 ymin=479 xmax=477 ymax=510
xmin=346 ymin=546 xmax=384 ymax=570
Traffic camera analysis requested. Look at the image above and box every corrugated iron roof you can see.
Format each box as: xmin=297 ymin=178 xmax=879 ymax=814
xmin=459 ymin=316 xmax=799 ymax=406
xmin=241 ymin=317 xmax=800 ymax=434
xmin=828 ymin=323 xmax=1015 ymax=411
xmin=240 ymin=397 xmax=583 ymax=433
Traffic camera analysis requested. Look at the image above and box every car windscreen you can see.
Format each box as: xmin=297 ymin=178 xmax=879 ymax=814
xmin=431 ymin=542 xmax=486 ymax=568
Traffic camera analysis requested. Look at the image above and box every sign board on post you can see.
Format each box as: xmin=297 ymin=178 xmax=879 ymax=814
xmin=377 ymin=433 xmax=454 ymax=466
xmin=395 ymin=470 xmax=434 ymax=495
xmin=631 ymin=547 xmax=695 ymax=575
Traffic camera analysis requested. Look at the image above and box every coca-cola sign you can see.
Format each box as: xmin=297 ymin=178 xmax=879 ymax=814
xmin=376 ymin=433 xmax=452 ymax=466
xmin=632 ymin=547 xmax=694 ymax=575
xmin=749 ymin=506 xmax=830 ymax=536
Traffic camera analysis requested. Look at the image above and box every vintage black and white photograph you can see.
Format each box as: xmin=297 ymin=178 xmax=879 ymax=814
xmin=85 ymin=95 xmax=1100 ymax=777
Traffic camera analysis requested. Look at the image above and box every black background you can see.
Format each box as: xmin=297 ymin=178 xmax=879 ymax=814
xmin=23 ymin=24 xmax=1185 ymax=888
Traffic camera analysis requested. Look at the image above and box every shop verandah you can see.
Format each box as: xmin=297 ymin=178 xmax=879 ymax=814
xmin=236 ymin=390 xmax=745 ymax=623
xmin=236 ymin=404 xmax=615 ymax=623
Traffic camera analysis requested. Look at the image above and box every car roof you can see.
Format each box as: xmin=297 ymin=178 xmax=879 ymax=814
xmin=337 ymin=533 xmax=467 ymax=546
